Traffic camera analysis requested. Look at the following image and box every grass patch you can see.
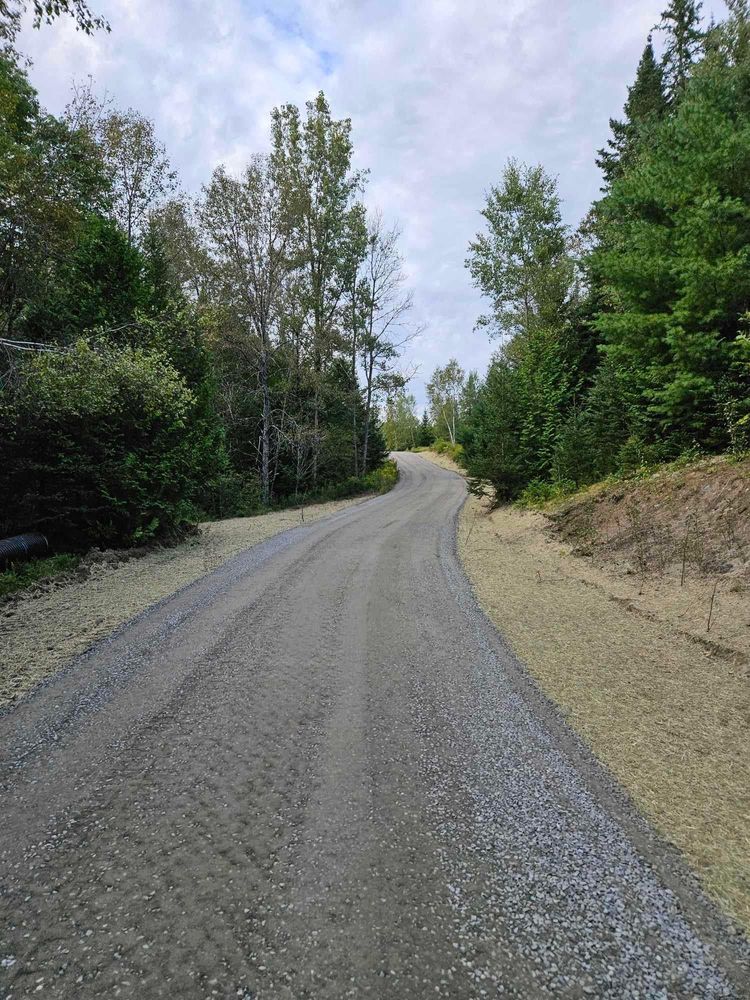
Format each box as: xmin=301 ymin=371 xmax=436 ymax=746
xmin=515 ymin=478 xmax=578 ymax=510
xmin=0 ymin=553 xmax=81 ymax=600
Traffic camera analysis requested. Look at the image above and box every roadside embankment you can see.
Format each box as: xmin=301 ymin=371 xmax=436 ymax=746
xmin=419 ymin=448 xmax=750 ymax=932
xmin=0 ymin=497 xmax=367 ymax=708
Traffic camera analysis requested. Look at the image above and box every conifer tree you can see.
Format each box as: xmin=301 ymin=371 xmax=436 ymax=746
xmin=657 ymin=0 xmax=705 ymax=102
xmin=597 ymin=37 xmax=668 ymax=186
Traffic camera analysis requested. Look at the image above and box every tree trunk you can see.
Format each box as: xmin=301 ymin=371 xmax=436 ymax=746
xmin=362 ymin=354 xmax=374 ymax=471
xmin=260 ymin=347 xmax=271 ymax=506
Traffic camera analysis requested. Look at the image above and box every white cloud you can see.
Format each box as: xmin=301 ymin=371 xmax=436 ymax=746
xmin=18 ymin=0 xmax=727 ymax=406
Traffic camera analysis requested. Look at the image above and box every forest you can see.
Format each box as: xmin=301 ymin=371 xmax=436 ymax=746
xmin=3 ymin=0 xmax=749 ymax=555
xmin=0 ymin=3 xmax=408 ymax=551
xmin=386 ymin=0 xmax=750 ymax=504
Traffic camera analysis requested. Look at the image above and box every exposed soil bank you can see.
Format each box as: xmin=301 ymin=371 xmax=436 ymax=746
xmin=420 ymin=450 xmax=750 ymax=932
xmin=0 ymin=497 xmax=366 ymax=708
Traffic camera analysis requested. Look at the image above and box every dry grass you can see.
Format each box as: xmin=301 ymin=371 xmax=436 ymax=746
xmin=0 ymin=497 xmax=365 ymax=708
xmin=418 ymin=449 xmax=750 ymax=931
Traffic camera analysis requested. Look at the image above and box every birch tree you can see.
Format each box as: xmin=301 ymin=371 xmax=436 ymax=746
xmin=200 ymin=156 xmax=294 ymax=504
xmin=427 ymin=359 xmax=465 ymax=444
xmin=358 ymin=213 xmax=414 ymax=471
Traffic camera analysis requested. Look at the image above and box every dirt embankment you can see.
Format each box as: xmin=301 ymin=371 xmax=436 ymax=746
xmin=420 ymin=449 xmax=750 ymax=932
xmin=0 ymin=498 xmax=366 ymax=708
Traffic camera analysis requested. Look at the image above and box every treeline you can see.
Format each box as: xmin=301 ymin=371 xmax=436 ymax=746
xmin=395 ymin=1 xmax=750 ymax=502
xmin=0 ymin=10 xmax=411 ymax=549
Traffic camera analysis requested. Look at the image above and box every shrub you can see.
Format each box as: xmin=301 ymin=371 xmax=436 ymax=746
xmin=432 ymin=439 xmax=465 ymax=465
xmin=0 ymin=340 xmax=200 ymax=549
xmin=363 ymin=459 xmax=399 ymax=493
xmin=516 ymin=478 xmax=576 ymax=509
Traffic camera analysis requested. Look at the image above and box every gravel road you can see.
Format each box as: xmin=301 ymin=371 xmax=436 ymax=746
xmin=1 ymin=453 xmax=747 ymax=999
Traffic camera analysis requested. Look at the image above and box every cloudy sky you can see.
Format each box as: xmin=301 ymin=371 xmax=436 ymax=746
xmin=20 ymin=0 xmax=725 ymax=407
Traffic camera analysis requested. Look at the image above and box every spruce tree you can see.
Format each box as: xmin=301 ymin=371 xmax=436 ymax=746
xmin=597 ymin=37 xmax=669 ymax=186
xmin=657 ymin=0 xmax=705 ymax=102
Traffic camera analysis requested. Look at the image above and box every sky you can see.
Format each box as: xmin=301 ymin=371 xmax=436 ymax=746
xmin=19 ymin=0 xmax=726 ymax=409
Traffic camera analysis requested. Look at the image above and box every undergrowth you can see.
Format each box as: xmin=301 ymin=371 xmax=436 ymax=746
xmin=0 ymin=554 xmax=81 ymax=600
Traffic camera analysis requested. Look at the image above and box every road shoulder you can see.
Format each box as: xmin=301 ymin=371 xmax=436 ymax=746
xmin=417 ymin=448 xmax=750 ymax=935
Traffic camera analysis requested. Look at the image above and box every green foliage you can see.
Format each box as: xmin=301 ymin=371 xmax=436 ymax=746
xmin=363 ymin=458 xmax=399 ymax=493
xmin=657 ymin=0 xmax=705 ymax=101
xmin=593 ymin=30 xmax=750 ymax=450
xmin=597 ymin=37 xmax=669 ymax=186
xmin=383 ymin=390 xmax=419 ymax=450
xmin=466 ymin=160 xmax=573 ymax=338
xmin=21 ymin=213 xmax=147 ymax=342
xmin=0 ymin=553 xmax=80 ymax=600
xmin=515 ymin=479 xmax=577 ymax=510
xmin=0 ymin=51 xmax=108 ymax=337
xmin=290 ymin=458 xmax=398 ymax=506
xmin=0 ymin=341 xmax=200 ymax=548
xmin=432 ymin=439 xmax=465 ymax=464
xmin=417 ymin=411 xmax=435 ymax=447
xmin=463 ymin=6 xmax=750 ymax=506
xmin=1 ymin=1 xmax=109 ymax=43
xmin=0 ymin=59 xmax=409 ymax=554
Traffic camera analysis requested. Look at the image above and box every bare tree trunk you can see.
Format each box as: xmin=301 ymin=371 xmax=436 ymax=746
xmin=260 ymin=343 xmax=271 ymax=506
xmin=362 ymin=353 xmax=375 ymax=471
xmin=351 ymin=297 xmax=360 ymax=477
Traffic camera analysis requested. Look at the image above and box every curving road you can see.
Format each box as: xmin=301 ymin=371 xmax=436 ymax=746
xmin=0 ymin=453 xmax=747 ymax=998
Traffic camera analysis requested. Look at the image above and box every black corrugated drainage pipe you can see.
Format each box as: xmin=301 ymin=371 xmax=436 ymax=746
xmin=0 ymin=533 xmax=49 ymax=569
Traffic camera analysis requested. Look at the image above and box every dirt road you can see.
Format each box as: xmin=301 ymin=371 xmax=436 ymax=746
xmin=1 ymin=454 xmax=747 ymax=998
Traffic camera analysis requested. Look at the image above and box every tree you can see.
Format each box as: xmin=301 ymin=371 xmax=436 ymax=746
xmin=67 ymin=87 xmax=178 ymax=245
xmin=358 ymin=212 xmax=414 ymax=471
xmin=0 ymin=340 xmax=197 ymax=548
xmin=0 ymin=52 xmax=108 ymax=337
xmin=657 ymin=0 xmax=705 ymax=102
xmin=597 ymin=37 xmax=669 ymax=186
xmin=463 ymin=358 xmax=524 ymax=501
xmin=427 ymin=359 xmax=465 ymax=444
xmin=147 ymin=197 xmax=215 ymax=303
xmin=21 ymin=213 xmax=146 ymax=342
xmin=417 ymin=410 xmax=434 ymax=447
xmin=466 ymin=160 xmax=573 ymax=340
xmin=0 ymin=0 xmax=108 ymax=42
xmin=200 ymin=157 xmax=295 ymax=505
xmin=271 ymin=91 xmax=366 ymax=483
xmin=593 ymin=22 xmax=750 ymax=448
xmin=383 ymin=390 xmax=419 ymax=451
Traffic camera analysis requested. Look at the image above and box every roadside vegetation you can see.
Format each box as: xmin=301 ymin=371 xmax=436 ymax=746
xmin=0 ymin=8 xmax=411 ymax=559
xmin=389 ymin=1 xmax=750 ymax=510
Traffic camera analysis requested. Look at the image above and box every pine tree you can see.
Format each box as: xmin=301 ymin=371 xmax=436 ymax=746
xmin=597 ymin=37 xmax=669 ymax=186
xmin=417 ymin=410 xmax=434 ymax=447
xmin=657 ymin=0 xmax=705 ymax=102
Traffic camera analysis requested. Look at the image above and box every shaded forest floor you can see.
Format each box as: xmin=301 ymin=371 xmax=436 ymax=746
xmin=419 ymin=449 xmax=750 ymax=933
xmin=0 ymin=497 xmax=369 ymax=709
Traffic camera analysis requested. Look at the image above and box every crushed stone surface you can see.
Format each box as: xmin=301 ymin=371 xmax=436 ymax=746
xmin=0 ymin=453 xmax=747 ymax=998
xmin=0 ymin=498 xmax=364 ymax=707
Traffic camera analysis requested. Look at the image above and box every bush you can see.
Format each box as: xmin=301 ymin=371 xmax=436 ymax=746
xmin=516 ymin=478 xmax=577 ymax=509
xmin=432 ymin=439 xmax=465 ymax=465
xmin=0 ymin=340 xmax=200 ymax=549
xmin=363 ymin=459 xmax=399 ymax=493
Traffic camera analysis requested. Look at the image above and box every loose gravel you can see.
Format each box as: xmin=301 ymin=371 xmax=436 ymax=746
xmin=0 ymin=454 xmax=747 ymax=998
xmin=0 ymin=498 xmax=365 ymax=707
